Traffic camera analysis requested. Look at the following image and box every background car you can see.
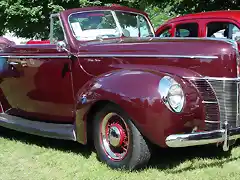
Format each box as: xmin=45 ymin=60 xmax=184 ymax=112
xmin=155 ymin=10 xmax=240 ymax=41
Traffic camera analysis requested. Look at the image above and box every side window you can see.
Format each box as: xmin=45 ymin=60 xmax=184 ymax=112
xmin=139 ymin=16 xmax=153 ymax=37
xmin=158 ymin=27 xmax=171 ymax=37
xmin=51 ymin=16 xmax=65 ymax=44
xmin=175 ymin=23 xmax=199 ymax=37
xmin=207 ymin=22 xmax=240 ymax=40
xmin=233 ymin=25 xmax=240 ymax=40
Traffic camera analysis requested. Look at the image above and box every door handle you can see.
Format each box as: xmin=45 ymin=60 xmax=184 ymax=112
xmin=8 ymin=62 xmax=19 ymax=65
xmin=7 ymin=60 xmax=27 ymax=67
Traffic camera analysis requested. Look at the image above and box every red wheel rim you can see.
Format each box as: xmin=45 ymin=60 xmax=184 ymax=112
xmin=100 ymin=112 xmax=130 ymax=161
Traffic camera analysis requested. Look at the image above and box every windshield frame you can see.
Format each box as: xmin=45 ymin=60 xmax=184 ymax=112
xmin=67 ymin=9 xmax=155 ymax=41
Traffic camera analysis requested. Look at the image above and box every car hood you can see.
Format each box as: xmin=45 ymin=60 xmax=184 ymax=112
xmin=76 ymin=37 xmax=239 ymax=78
xmin=78 ymin=37 xmax=231 ymax=57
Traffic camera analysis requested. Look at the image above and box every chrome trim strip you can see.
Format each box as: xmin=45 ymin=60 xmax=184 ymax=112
xmin=205 ymin=120 xmax=221 ymax=123
xmin=0 ymin=55 xmax=69 ymax=59
xmin=202 ymin=101 xmax=218 ymax=104
xmin=237 ymin=82 xmax=240 ymax=127
xmin=0 ymin=100 xmax=4 ymax=113
xmin=76 ymin=54 xmax=218 ymax=59
xmin=111 ymin=11 xmax=123 ymax=36
xmin=184 ymin=76 xmax=240 ymax=81
xmin=234 ymin=40 xmax=240 ymax=127
xmin=0 ymin=54 xmax=217 ymax=59
xmin=0 ymin=113 xmax=76 ymax=141
xmin=49 ymin=14 xmax=54 ymax=44
xmin=223 ymin=79 xmax=226 ymax=128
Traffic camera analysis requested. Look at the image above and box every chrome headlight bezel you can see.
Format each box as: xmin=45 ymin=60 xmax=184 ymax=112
xmin=158 ymin=76 xmax=185 ymax=113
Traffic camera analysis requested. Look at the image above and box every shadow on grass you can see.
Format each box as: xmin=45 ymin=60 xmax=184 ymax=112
xmin=0 ymin=126 xmax=94 ymax=158
xmin=1 ymin=126 xmax=240 ymax=172
xmin=147 ymin=141 xmax=240 ymax=173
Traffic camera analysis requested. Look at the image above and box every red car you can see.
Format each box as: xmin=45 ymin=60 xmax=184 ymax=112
xmin=156 ymin=10 xmax=240 ymax=41
xmin=0 ymin=5 xmax=240 ymax=170
xmin=26 ymin=40 xmax=50 ymax=44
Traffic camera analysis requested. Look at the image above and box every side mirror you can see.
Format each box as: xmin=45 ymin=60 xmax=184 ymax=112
xmin=56 ymin=41 xmax=68 ymax=52
xmin=56 ymin=41 xmax=76 ymax=60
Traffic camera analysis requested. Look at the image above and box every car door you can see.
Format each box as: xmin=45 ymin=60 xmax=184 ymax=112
xmin=202 ymin=18 xmax=240 ymax=40
xmin=0 ymin=45 xmax=75 ymax=123
xmin=0 ymin=14 xmax=76 ymax=123
xmin=156 ymin=24 xmax=174 ymax=37
xmin=174 ymin=21 xmax=200 ymax=37
xmin=156 ymin=20 xmax=201 ymax=38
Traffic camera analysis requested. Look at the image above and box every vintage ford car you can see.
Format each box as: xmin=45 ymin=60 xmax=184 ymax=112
xmin=0 ymin=5 xmax=240 ymax=170
xmin=155 ymin=10 xmax=240 ymax=41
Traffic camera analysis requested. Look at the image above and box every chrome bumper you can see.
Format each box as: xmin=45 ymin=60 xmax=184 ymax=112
xmin=165 ymin=122 xmax=240 ymax=151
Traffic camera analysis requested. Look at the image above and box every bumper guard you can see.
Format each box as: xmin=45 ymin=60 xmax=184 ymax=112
xmin=165 ymin=121 xmax=240 ymax=151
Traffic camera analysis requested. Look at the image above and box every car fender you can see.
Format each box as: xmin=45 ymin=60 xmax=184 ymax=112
xmin=75 ymin=67 xmax=204 ymax=147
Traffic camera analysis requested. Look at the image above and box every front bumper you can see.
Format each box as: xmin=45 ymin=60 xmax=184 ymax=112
xmin=165 ymin=122 xmax=240 ymax=151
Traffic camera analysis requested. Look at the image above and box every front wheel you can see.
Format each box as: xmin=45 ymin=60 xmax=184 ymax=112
xmin=93 ymin=104 xmax=151 ymax=170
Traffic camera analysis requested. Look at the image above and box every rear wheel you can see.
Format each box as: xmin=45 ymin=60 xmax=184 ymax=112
xmin=93 ymin=104 xmax=151 ymax=170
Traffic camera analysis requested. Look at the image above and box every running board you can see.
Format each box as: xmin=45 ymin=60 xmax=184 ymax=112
xmin=0 ymin=113 xmax=76 ymax=141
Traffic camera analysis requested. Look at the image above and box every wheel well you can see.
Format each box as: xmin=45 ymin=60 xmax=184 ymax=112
xmin=86 ymin=100 xmax=114 ymax=143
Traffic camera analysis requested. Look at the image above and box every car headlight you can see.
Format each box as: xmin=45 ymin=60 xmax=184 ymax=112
xmin=158 ymin=76 xmax=185 ymax=113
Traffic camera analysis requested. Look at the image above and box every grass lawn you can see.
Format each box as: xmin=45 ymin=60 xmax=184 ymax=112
xmin=1 ymin=127 xmax=240 ymax=180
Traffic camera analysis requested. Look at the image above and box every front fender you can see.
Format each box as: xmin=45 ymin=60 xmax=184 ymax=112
xmin=76 ymin=68 xmax=204 ymax=147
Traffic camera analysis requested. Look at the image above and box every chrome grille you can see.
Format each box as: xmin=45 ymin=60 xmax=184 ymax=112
xmin=193 ymin=80 xmax=220 ymax=130
xmin=192 ymin=79 xmax=239 ymax=130
xmin=209 ymin=80 xmax=238 ymax=128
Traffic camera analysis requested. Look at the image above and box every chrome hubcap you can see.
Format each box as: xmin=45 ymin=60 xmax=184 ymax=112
xmin=109 ymin=124 xmax=125 ymax=147
xmin=100 ymin=112 xmax=129 ymax=161
xmin=109 ymin=126 xmax=121 ymax=147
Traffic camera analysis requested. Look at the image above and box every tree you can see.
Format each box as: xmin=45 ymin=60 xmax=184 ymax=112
xmin=0 ymin=0 xmax=239 ymax=39
xmin=0 ymin=0 xmax=167 ymax=39
xmin=145 ymin=3 xmax=177 ymax=29
xmin=0 ymin=0 xmax=102 ymax=39
xmin=173 ymin=0 xmax=240 ymax=14
xmin=146 ymin=0 xmax=240 ymax=28
xmin=0 ymin=0 xmax=147 ymax=39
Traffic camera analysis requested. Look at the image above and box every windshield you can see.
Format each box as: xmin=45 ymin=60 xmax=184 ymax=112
xmin=68 ymin=10 xmax=154 ymax=41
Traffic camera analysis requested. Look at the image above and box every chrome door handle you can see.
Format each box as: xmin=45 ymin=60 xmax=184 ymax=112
xmin=7 ymin=60 xmax=27 ymax=67
xmin=8 ymin=61 xmax=19 ymax=65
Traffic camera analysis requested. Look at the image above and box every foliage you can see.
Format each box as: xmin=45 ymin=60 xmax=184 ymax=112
xmin=144 ymin=0 xmax=240 ymax=28
xmin=173 ymin=0 xmax=240 ymax=14
xmin=0 ymin=0 xmax=239 ymax=39
xmin=146 ymin=4 xmax=177 ymax=29
xmin=0 ymin=0 xmax=154 ymax=39
xmin=0 ymin=0 xmax=102 ymax=39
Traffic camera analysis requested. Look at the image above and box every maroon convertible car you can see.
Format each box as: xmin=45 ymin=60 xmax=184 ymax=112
xmin=0 ymin=4 xmax=240 ymax=170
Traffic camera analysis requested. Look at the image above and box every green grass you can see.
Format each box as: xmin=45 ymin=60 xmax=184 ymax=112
xmin=1 ymin=127 xmax=240 ymax=180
